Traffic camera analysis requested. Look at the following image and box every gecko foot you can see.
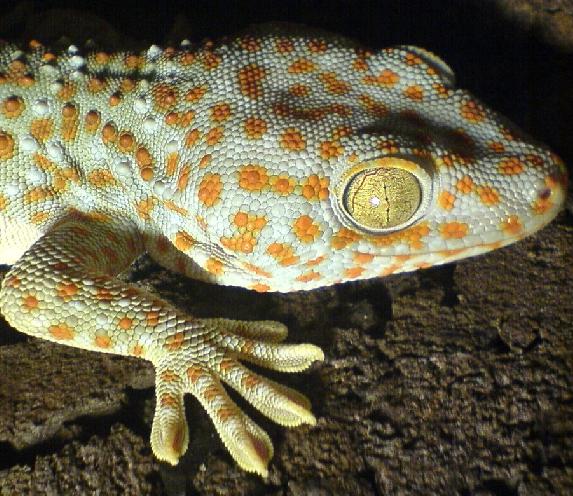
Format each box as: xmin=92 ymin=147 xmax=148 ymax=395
xmin=149 ymin=317 xmax=324 ymax=477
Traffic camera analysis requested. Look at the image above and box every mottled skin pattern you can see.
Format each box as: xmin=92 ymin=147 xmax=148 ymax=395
xmin=0 ymin=27 xmax=566 ymax=476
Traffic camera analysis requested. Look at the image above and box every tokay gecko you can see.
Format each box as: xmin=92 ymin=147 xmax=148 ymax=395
xmin=0 ymin=26 xmax=566 ymax=476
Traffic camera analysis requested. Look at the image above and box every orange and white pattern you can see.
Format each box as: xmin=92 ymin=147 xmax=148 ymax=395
xmin=0 ymin=28 xmax=566 ymax=476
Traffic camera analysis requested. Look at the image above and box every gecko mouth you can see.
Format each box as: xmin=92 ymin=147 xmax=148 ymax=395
xmin=337 ymin=156 xmax=433 ymax=234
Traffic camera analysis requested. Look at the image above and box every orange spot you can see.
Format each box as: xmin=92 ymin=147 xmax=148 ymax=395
xmin=237 ymin=35 xmax=261 ymax=52
xmin=287 ymin=58 xmax=316 ymax=73
xmin=198 ymin=173 xmax=222 ymax=206
xmin=1 ymin=96 xmax=24 ymax=118
xmin=24 ymin=187 xmax=53 ymax=203
xmin=30 ymin=211 xmax=49 ymax=224
xmin=318 ymin=72 xmax=350 ymax=95
xmin=49 ymin=323 xmax=75 ymax=340
xmin=404 ymin=85 xmax=424 ymax=101
xmin=404 ymin=52 xmax=422 ymax=65
xmin=88 ymin=77 xmax=106 ymax=92
xmin=293 ymin=215 xmax=321 ymax=243
xmin=29 ymin=119 xmax=53 ymax=142
xmin=177 ymin=164 xmax=191 ymax=192
xmin=146 ymin=311 xmax=160 ymax=327
xmin=270 ymin=174 xmax=296 ymax=195
xmin=205 ymin=126 xmax=224 ymax=146
xmin=84 ymin=110 xmax=101 ymax=133
xmin=456 ymin=175 xmax=474 ymax=194
xmin=135 ymin=146 xmax=153 ymax=170
xmin=238 ymin=164 xmax=268 ymax=191
xmin=94 ymin=335 xmax=111 ymax=348
xmin=203 ymin=384 xmax=220 ymax=401
xmin=174 ymin=231 xmax=195 ymax=251
xmin=166 ymin=332 xmax=185 ymax=351
xmin=488 ymin=141 xmax=505 ymax=153
xmin=0 ymin=131 xmax=15 ymax=160
xmin=359 ymin=94 xmax=388 ymax=117
xmin=331 ymin=228 xmax=361 ymax=250
xmin=160 ymin=393 xmax=178 ymax=407
xmin=439 ymin=222 xmax=469 ymax=239
xmin=166 ymin=153 xmax=179 ymax=176
xmin=243 ymin=262 xmax=271 ymax=278
xmin=307 ymin=39 xmax=328 ymax=52
xmin=184 ymin=129 xmax=201 ymax=148
xmin=460 ymin=100 xmax=486 ymax=123
xmin=198 ymin=154 xmax=212 ymax=169
xmin=95 ymin=287 xmax=114 ymax=301
xmin=199 ymin=51 xmax=221 ymax=70
xmin=477 ymin=186 xmax=500 ymax=206
xmin=306 ymin=256 xmax=325 ymax=267
xmin=251 ymin=283 xmax=271 ymax=292
xmin=130 ymin=344 xmax=145 ymax=357
xmin=275 ymin=38 xmax=295 ymax=53
xmin=118 ymin=317 xmax=133 ymax=330
xmin=345 ymin=267 xmax=365 ymax=279
xmin=210 ymin=102 xmax=231 ymax=122
xmin=438 ymin=191 xmax=456 ymax=210
xmin=319 ymin=140 xmax=344 ymax=159
xmin=363 ymin=68 xmax=400 ymax=87
xmin=353 ymin=252 xmax=374 ymax=264
xmin=244 ymin=117 xmax=268 ymax=139
xmin=57 ymin=282 xmax=79 ymax=301
xmin=237 ymin=63 xmax=266 ymax=99
xmin=369 ymin=222 xmax=430 ymax=250
xmin=124 ymin=54 xmax=143 ymax=69
xmin=153 ymin=83 xmax=178 ymax=111
xmin=532 ymin=196 xmax=553 ymax=215
xmin=160 ymin=370 xmax=180 ymax=383
xmin=498 ymin=157 xmax=524 ymax=175
xmin=22 ymin=295 xmax=38 ymax=310
xmin=88 ymin=169 xmax=117 ymax=188
xmin=164 ymin=200 xmax=188 ymax=216
xmin=186 ymin=365 xmax=203 ymax=383
xmin=288 ymin=83 xmax=310 ymax=97
xmin=295 ymin=271 xmax=321 ymax=283
xmin=136 ymin=197 xmax=156 ymax=220
xmin=185 ymin=86 xmax=208 ymax=102
xmin=500 ymin=215 xmax=523 ymax=236
xmin=206 ymin=258 xmax=224 ymax=275
xmin=280 ymin=128 xmax=306 ymax=152
xmin=118 ymin=132 xmax=135 ymax=152
xmin=266 ymin=243 xmax=299 ymax=266
xmin=217 ymin=406 xmax=236 ymax=422
xmin=101 ymin=122 xmax=117 ymax=144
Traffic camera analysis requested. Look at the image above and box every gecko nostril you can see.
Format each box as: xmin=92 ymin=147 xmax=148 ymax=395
xmin=538 ymin=187 xmax=552 ymax=200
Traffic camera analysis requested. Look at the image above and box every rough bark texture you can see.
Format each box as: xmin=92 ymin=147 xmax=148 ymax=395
xmin=0 ymin=1 xmax=571 ymax=494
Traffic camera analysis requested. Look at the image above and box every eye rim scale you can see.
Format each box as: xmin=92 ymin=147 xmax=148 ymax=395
xmin=335 ymin=156 xmax=435 ymax=234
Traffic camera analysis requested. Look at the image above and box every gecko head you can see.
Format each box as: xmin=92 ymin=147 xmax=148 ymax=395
xmin=322 ymin=128 xmax=567 ymax=277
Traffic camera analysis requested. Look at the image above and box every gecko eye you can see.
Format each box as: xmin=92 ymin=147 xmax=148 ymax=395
xmin=338 ymin=157 xmax=433 ymax=233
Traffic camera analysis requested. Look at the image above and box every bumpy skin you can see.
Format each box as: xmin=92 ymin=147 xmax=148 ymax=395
xmin=0 ymin=27 xmax=566 ymax=476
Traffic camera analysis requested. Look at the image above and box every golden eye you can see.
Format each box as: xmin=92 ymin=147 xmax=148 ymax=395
xmin=338 ymin=157 xmax=432 ymax=233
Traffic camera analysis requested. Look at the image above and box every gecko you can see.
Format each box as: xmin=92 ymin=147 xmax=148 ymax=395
xmin=0 ymin=25 xmax=566 ymax=477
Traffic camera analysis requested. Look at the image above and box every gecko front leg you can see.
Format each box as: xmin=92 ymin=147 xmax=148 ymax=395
xmin=0 ymin=210 xmax=323 ymax=476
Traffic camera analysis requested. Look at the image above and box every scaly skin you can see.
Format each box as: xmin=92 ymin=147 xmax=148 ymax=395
xmin=0 ymin=28 xmax=566 ymax=476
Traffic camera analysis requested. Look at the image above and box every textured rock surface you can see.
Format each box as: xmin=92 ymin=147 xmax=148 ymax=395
xmin=0 ymin=1 xmax=571 ymax=494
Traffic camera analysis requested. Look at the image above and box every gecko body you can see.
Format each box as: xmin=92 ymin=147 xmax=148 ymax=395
xmin=0 ymin=27 xmax=566 ymax=475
